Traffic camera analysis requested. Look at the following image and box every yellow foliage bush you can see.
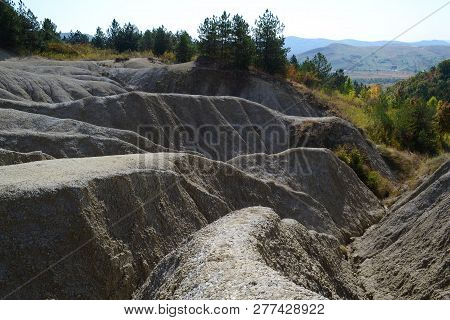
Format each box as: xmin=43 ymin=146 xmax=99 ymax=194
xmin=160 ymin=51 xmax=176 ymax=64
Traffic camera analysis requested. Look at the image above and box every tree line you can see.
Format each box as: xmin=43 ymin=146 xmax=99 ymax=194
xmin=197 ymin=10 xmax=288 ymax=74
xmin=49 ymin=21 xmax=195 ymax=63
xmin=288 ymin=52 xmax=366 ymax=96
xmin=0 ymin=0 xmax=197 ymax=63
xmin=1 ymin=1 xmax=290 ymax=73
xmin=0 ymin=0 xmax=59 ymax=53
xmin=68 ymin=9 xmax=290 ymax=73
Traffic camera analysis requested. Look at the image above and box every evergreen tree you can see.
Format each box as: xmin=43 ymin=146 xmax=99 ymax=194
xmin=328 ymin=69 xmax=347 ymax=91
xmin=343 ymin=77 xmax=354 ymax=95
xmin=217 ymin=11 xmax=232 ymax=63
xmin=299 ymin=57 xmax=315 ymax=72
xmin=290 ymin=54 xmax=300 ymax=69
xmin=175 ymin=31 xmax=195 ymax=63
xmin=231 ymin=14 xmax=254 ymax=69
xmin=139 ymin=29 xmax=155 ymax=51
xmin=153 ymin=26 xmax=173 ymax=56
xmin=0 ymin=0 xmax=21 ymax=50
xmin=311 ymin=52 xmax=332 ymax=80
xmin=40 ymin=18 xmax=59 ymax=44
xmin=353 ymin=80 xmax=366 ymax=96
xmin=117 ymin=23 xmax=140 ymax=52
xmin=16 ymin=0 xmax=41 ymax=52
xmin=107 ymin=19 xmax=121 ymax=50
xmin=91 ymin=27 xmax=106 ymax=49
xmin=198 ymin=16 xmax=220 ymax=59
xmin=66 ymin=30 xmax=89 ymax=44
xmin=253 ymin=9 xmax=289 ymax=75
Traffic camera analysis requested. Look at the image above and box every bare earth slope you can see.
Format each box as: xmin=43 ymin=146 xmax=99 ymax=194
xmin=0 ymin=152 xmax=380 ymax=299
xmin=229 ymin=148 xmax=384 ymax=239
xmin=0 ymin=91 xmax=392 ymax=176
xmin=0 ymin=108 xmax=167 ymax=158
xmin=0 ymin=148 xmax=53 ymax=166
xmin=135 ymin=207 xmax=364 ymax=300
xmin=0 ymin=61 xmax=125 ymax=103
xmin=352 ymin=161 xmax=450 ymax=299
xmin=106 ymin=61 xmax=324 ymax=117
xmin=0 ymin=57 xmax=446 ymax=300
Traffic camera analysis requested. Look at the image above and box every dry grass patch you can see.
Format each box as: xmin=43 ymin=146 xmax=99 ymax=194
xmin=36 ymin=42 xmax=154 ymax=61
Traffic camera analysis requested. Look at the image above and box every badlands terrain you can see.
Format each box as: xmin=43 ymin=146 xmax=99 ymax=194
xmin=0 ymin=57 xmax=448 ymax=299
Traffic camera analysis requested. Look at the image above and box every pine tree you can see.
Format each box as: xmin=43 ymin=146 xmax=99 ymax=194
xmin=289 ymin=54 xmax=299 ymax=69
xmin=66 ymin=30 xmax=89 ymax=44
xmin=16 ymin=0 xmax=41 ymax=52
xmin=91 ymin=27 xmax=106 ymax=49
xmin=198 ymin=16 xmax=220 ymax=59
xmin=217 ymin=11 xmax=232 ymax=63
xmin=311 ymin=52 xmax=331 ymax=80
xmin=175 ymin=31 xmax=195 ymax=63
xmin=107 ymin=19 xmax=121 ymax=50
xmin=231 ymin=14 xmax=254 ymax=69
xmin=40 ymin=18 xmax=59 ymax=44
xmin=154 ymin=26 xmax=173 ymax=56
xmin=139 ymin=29 xmax=155 ymax=51
xmin=299 ymin=57 xmax=315 ymax=72
xmin=117 ymin=23 xmax=140 ymax=52
xmin=328 ymin=68 xmax=347 ymax=91
xmin=253 ymin=9 xmax=289 ymax=75
xmin=0 ymin=0 xmax=21 ymax=50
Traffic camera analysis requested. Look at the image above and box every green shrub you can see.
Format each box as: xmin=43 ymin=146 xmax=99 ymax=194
xmin=335 ymin=145 xmax=393 ymax=198
xmin=392 ymin=98 xmax=440 ymax=154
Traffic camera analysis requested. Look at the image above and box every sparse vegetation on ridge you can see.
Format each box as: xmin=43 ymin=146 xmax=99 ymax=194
xmin=37 ymin=42 xmax=154 ymax=61
xmin=334 ymin=144 xmax=393 ymax=198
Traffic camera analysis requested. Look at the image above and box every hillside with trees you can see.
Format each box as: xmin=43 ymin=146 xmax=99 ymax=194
xmin=287 ymin=52 xmax=450 ymax=155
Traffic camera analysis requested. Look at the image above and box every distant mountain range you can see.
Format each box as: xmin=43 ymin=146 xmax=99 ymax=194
xmin=285 ymin=36 xmax=450 ymax=55
xmin=296 ymin=43 xmax=450 ymax=73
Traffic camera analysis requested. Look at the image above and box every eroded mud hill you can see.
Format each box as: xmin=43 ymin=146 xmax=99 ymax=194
xmin=0 ymin=57 xmax=447 ymax=300
xmin=135 ymin=207 xmax=364 ymax=300
xmin=0 ymin=90 xmax=392 ymax=176
xmin=352 ymin=160 xmax=450 ymax=299
xmin=0 ymin=151 xmax=380 ymax=298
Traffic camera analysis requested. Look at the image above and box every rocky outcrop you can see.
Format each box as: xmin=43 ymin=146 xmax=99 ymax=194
xmin=0 ymin=59 xmax=392 ymax=175
xmin=0 ymin=62 xmax=125 ymax=103
xmin=0 ymin=91 xmax=391 ymax=177
xmin=0 ymin=150 xmax=384 ymax=299
xmin=0 ymin=108 xmax=166 ymax=158
xmin=352 ymin=161 xmax=450 ymax=299
xmin=0 ymin=58 xmax=323 ymax=116
xmin=229 ymin=148 xmax=384 ymax=239
xmin=135 ymin=207 xmax=365 ymax=300
xmin=289 ymin=116 xmax=392 ymax=178
xmin=106 ymin=61 xmax=324 ymax=117
xmin=0 ymin=148 xmax=54 ymax=166
xmin=0 ymin=92 xmax=290 ymax=161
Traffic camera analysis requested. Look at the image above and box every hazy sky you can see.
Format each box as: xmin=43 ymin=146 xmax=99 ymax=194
xmin=24 ymin=0 xmax=450 ymax=41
